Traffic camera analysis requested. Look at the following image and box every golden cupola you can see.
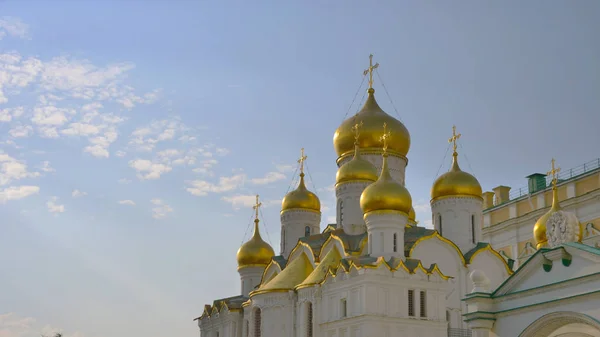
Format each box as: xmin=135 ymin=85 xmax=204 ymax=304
xmin=335 ymin=121 xmax=378 ymax=185
xmin=360 ymin=123 xmax=412 ymax=215
xmin=431 ymin=126 xmax=482 ymax=202
xmin=533 ymin=159 xmax=583 ymax=249
xmin=333 ymin=55 xmax=411 ymax=159
xmin=281 ymin=148 xmax=321 ymax=213
xmin=237 ymin=196 xmax=275 ymax=268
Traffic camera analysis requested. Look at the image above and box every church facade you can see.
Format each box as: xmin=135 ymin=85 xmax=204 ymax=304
xmin=195 ymin=56 xmax=600 ymax=337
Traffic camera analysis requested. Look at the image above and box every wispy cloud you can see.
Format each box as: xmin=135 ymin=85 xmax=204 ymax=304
xmin=47 ymin=196 xmax=65 ymax=213
xmin=186 ymin=173 xmax=246 ymax=196
xmin=0 ymin=185 xmax=39 ymax=203
xmin=118 ymin=199 xmax=135 ymax=206
xmin=150 ymin=198 xmax=172 ymax=219
xmin=0 ymin=17 xmax=30 ymax=40
xmin=71 ymin=189 xmax=87 ymax=198
xmin=221 ymin=194 xmax=280 ymax=210
xmin=250 ymin=171 xmax=286 ymax=185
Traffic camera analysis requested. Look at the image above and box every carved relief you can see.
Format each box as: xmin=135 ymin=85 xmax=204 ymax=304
xmin=546 ymin=210 xmax=580 ymax=248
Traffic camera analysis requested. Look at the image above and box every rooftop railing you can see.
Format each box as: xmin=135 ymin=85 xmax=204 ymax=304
xmin=507 ymin=157 xmax=600 ymax=201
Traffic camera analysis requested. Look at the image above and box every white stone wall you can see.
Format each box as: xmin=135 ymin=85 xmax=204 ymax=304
xmin=364 ymin=212 xmax=408 ymax=259
xmin=335 ymin=181 xmax=371 ymax=235
xmin=431 ymin=196 xmax=483 ymax=253
xmin=199 ymin=311 xmax=242 ymax=337
xmin=239 ymin=266 xmax=266 ymax=297
xmin=280 ymin=209 xmax=321 ymax=259
xmin=338 ymin=153 xmax=407 ymax=186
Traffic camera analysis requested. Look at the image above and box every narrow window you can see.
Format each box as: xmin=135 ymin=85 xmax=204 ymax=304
xmin=254 ymin=308 xmax=262 ymax=337
xmin=340 ymin=298 xmax=347 ymax=318
xmin=305 ymin=225 xmax=311 ymax=237
xmin=438 ymin=215 xmax=443 ymax=235
xmin=216 ymin=332 xmax=219 ymax=337
xmin=281 ymin=228 xmax=286 ymax=254
xmin=420 ymin=291 xmax=427 ymax=318
xmin=380 ymin=232 xmax=384 ymax=253
xmin=307 ymin=302 xmax=313 ymax=337
xmin=446 ymin=310 xmax=451 ymax=327
xmin=245 ymin=320 xmax=249 ymax=337
xmin=393 ymin=233 xmax=397 ymax=252
xmin=408 ymin=290 xmax=415 ymax=317
xmin=471 ymin=214 xmax=476 ymax=243
xmin=368 ymin=234 xmax=372 ymax=254
xmin=339 ymin=200 xmax=344 ymax=224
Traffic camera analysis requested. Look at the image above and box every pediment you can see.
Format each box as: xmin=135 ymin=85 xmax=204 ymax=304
xmin=493 ymin=244 xmax=600 ymax=297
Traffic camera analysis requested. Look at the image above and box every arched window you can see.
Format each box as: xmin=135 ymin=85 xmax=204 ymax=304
xmin=306 ymin=302 xmax=313 ymax=337
xmin=305 ymin=226 xmax=311 ymax=237
xmin=438 ymin=215 xmax=443 ymax=235
xmin=254 ymin=308 xmax=262 ymax=337
xmin=281 ymin=228 xmax=286 ymax=253
xmin=471 ymin=214 xmax=476 ymax=243
xmin=393 ymin=233 xmax=397 ymax=252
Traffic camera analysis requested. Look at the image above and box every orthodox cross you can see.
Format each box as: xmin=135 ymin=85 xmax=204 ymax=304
xmin=379 ymin=122 xmax=391 ymax=153
xmin=351 ymin=120 xmax=363 ymax=142
xmin=363 ymin=54 xmax=379 ymax=89
xmin=448 ymin=125 xmax=461 ymax=153
xmin=547 ymin=158 xmax=561 ymax=187
xmin=298 ymin=148 xmax=307 ymax=174
xmin=253 ymin=194 xmax=262 ymax=221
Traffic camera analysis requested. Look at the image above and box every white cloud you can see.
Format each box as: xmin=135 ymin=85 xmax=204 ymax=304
xmin=221 ymin=194 xmax=279 ymax=209
xmin=31 ymin=105 xmax=73 ymax=126
xmin=0 ymin=312 xmax=84 ymax=337
xmin=0 ymin=17 xmax=30 ymax=40
xmin=46 ymin=196 xmax=65 ymax=213
xmin=0 ymin=185 xmax=39 ymax=203
xmin=0 ymin=106 xmax=25 ymax=122
xmin=150 ymin=198 xmax=173 ymax=219
xmin=119 ymin=199 xmax=135 ymax=206
xmin=275 ymin=164 xmax=295 ymax=173
xmin=118 ymin=178 xmax=131 ymax=184
xmin=128 ymin=159 xmax=172 ymax=180
xmin=128 ymin=119 xmax=188 ymax=152
xmin=115 ymin=150 xmax=126 ymax=157
xmin=0 ymin=152 xmax=40 ymax=186
xmin=38 ymin=161 xmax=55 ymax=173
xmin=9 ymin=124 xmax=33 ymax=138
xmin=71 ymin=189 xmax=87 ymax=198
xmin=0 ymin=52 xmax=43 ymax=103
xmin=216 ymin=147 xmax=230 ymax=156
xmin=186 ymin=174 xmax=246 ymax=196
xmin=250 ymin=171 xmax=286 ymax=185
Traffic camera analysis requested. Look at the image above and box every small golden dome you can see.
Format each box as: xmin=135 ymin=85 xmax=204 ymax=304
xmin=281 ymin=173 xmax=321 ymax=212
xmin=333 ymin=89 xmax=411 ymax=158
xmin=360 ymin=153 xmax=412 ymax=215
xmin=431 ymin=153 xmax=482 ymax=202
xmin=237 ymin=219 xmax=275 ymax=268
xmin=336 ymin=144 xmax=378 ymax=185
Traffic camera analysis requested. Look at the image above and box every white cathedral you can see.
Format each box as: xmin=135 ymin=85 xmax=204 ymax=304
xmin=195 ymin=56 xmax=600 ymax=337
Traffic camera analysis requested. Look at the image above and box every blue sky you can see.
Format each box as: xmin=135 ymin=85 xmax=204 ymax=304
xmin=1 ymin=1 xmax=599 ymax=337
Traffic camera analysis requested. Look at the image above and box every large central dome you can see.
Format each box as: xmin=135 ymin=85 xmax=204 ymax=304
xmin=333 ymin=88 xmax=411 ymax=158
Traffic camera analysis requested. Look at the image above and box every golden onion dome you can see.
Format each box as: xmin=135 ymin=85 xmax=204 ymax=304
xmin=360 ymin=153 xmax=412 ymax=215
xmin=333 ymin=88 xmax=411 ymax=159
xmin=237 ymin=219 xmax=275 ymax=268
xmin=534 ymin=182 xmax=583 ymax=249
xmin=431 ymin=152 xmax=482 ymax=202
xmin=335 ymin=143 xmax=378 ymax=185
xmin=281 ymin=173 xmax=321 ymax=212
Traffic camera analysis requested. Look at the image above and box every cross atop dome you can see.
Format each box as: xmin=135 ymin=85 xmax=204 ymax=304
xmin=379 ymin=122 xmax=391 ymax=154
xmin=298 ymin=148 xmax=307 ymax=175
xmin=363 ymin=54 xmax=379 ymax=90
xmin=449 ymin=125 xmax=461 ymax=155
xmin=548 ymin=158 xmax=561 ymax=188
xmin=253 ymin=194 xmax=262 ymax=221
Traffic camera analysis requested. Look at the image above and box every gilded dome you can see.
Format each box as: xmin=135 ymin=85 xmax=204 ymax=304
xmin=360 ymin=154 xmax=412 ymax=215
xmin=534 ymin=184 xmax=583 ymax=249
xmin=237 ymin=219 xmax=275 ymax=268
xmin=335 ymin=144 xmax=378 ymax=185
xmin=281 ymin=173 xmax=321 ymax=212
xmin=431 ymin=153 xmax=482 ymax=202
xmin=333 ymin=89 xmax=411 ymax=158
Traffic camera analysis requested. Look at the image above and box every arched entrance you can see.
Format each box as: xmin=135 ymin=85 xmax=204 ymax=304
xmin=519 ymin=312 xmax=600 ymax=337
